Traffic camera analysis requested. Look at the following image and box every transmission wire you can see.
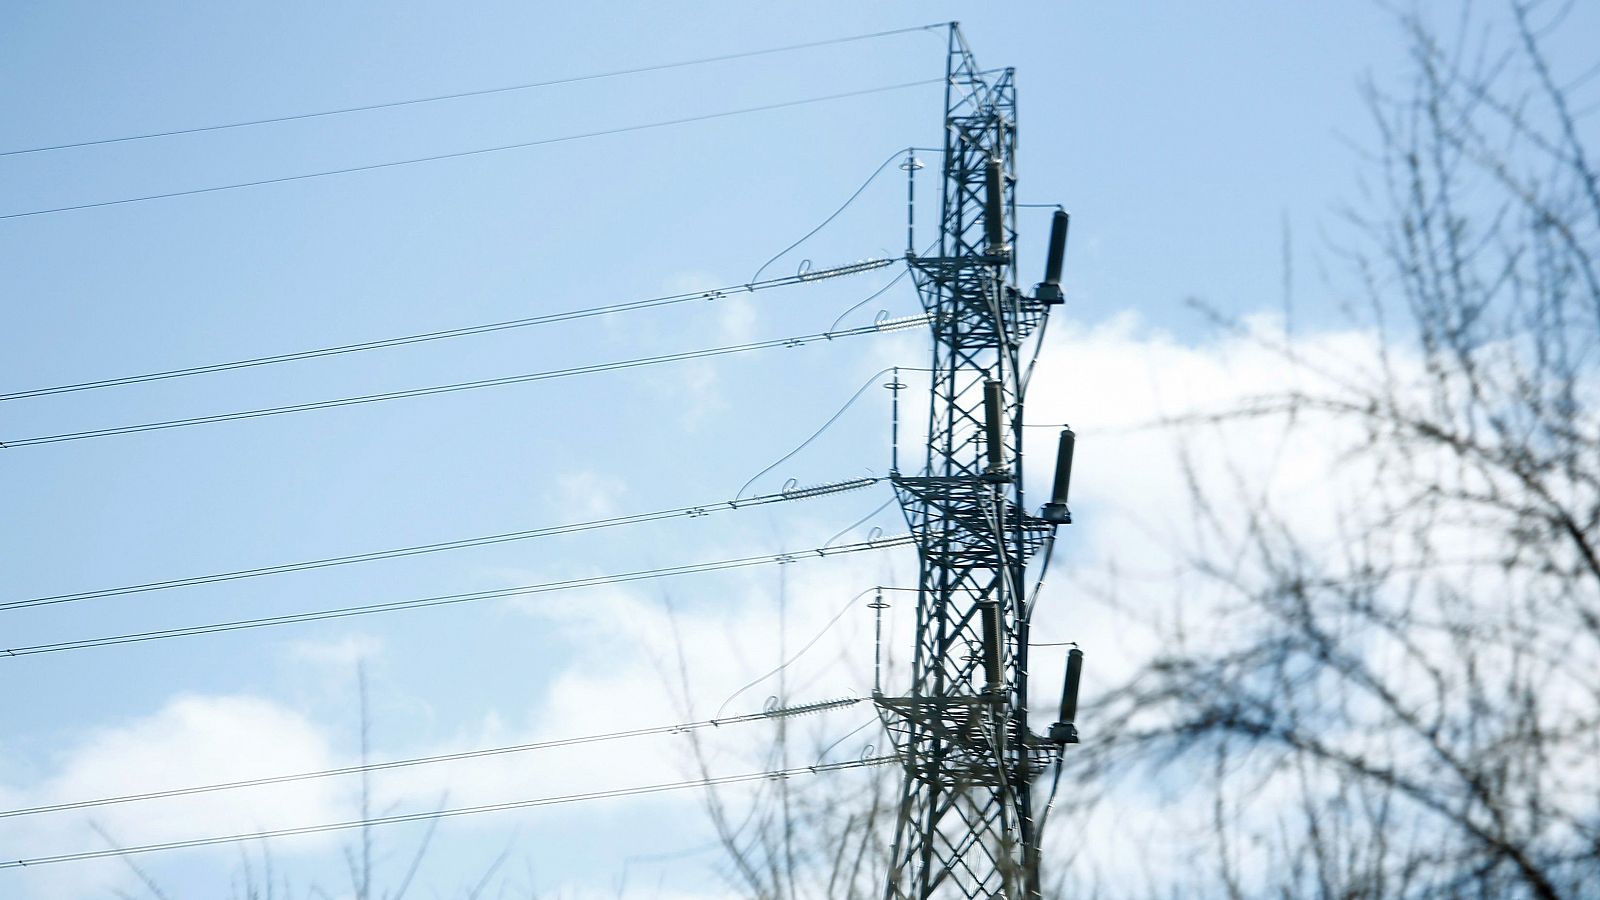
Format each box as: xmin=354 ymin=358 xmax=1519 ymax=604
xmin=0 ymin=697 xmax=864 ymax=821
xmin=1 ymin=79 xmax=943 ymax=221
xmin=0 ymin=757 xmax=898 ymax=869
xmin=1 ymin=477 xmax=882 ymax=612
xmin=826 ymin=265 xmax=912 ymax=334
xmin=822 ymin=496 xmax=898 ymax=548
xmin=2 ymin=535 xmax=915 ymax=658
xmin=748 ymin=148 xmax=906 ymax=283
xmin=713 ymin=586 xmax=879 ymax=720
xmin=2 ymin=25 xmax=945 ymax=157
xmin=1 ymin=315 xmax=931 ymax=448
xmin=0 ymin=258 xmax=892 ymax=403
xmin=733 ymin=365 xmax=919 ymax=500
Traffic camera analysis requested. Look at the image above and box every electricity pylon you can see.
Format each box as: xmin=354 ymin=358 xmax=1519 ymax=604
xmin=876 ymin=23 xmax=1077 ymax=899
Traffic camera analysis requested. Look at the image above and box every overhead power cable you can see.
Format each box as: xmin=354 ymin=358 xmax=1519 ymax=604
xmin=748 ymin=147 xmax=910 ymax=283
xmin=1 ymin=314 xmax=931 ymax=448
xmin=0 ymin=755 xmax=896 ymax=870
xmin=735 ymin=363 xmax=932 ymax=499
xmin=0 ymin=78 xmax=944 ymax=221
xmin=2 ymin=25 xmax=943 ymax=157
xmin=2 ymin=476 xmax=882 ymax=612
xmin=1 ymin=534 xmax=915 ymax=658
xmin=0 ymin=697 xmax=863 ymax=820
xmin=0 ymin=258 xmax=893 ymax=403
xmin=824 ymin=236 xmax=935 ymax=334
xmin=715 ymin=587 xmax=878 ymax=719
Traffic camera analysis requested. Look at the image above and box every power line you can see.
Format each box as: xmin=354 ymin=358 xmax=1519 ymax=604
xmin=0 ymin=697 xmax=863 ymax=820
xmin=823 ymin=496 xmax=898 ymax=548
xmin=748 ymin=148 xmax=910 ymax=283
xmin=1 ymin=534 xmax=915 ymax=658
xmin=826 ymin=254 xmax=918 ymax=333
xmin=0 ymin=314 xmax=931 ymax=448
xmin=0 ymin=79 xmax=944 ymax=221
xmin=0 ymin=756 xmax=898 ymax=869
xmin=715 ymin=588 xmax=877 ymax=719
xmin=2 ymin=477 xmax=882 ymax=612
xmin=0 ymin=258 xmax=893 ymax=403
xmin=2 ymin=25 xmax=944 ymax=157
xmin=735 ymin=364 xmax=930 ymax=499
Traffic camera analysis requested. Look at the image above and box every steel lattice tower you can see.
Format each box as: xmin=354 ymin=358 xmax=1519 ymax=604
xmin=876 ymin=24 xmax=1071 ymax=899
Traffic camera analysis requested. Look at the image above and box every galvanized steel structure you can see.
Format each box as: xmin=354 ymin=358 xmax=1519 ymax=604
xmin=875 ymin=23 xmax=1072 ymax=900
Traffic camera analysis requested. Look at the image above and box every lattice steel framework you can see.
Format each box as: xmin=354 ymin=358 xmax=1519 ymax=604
xmin=875 ymin=24 xmax=1061 ymax=900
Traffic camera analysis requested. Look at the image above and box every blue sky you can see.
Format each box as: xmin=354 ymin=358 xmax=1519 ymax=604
xmin=5 ymin=2 xmax=1597 ymax=897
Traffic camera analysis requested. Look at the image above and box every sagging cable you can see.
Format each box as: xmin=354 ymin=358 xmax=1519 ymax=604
xmin=0 ymin=697 xmax=863 ymax=821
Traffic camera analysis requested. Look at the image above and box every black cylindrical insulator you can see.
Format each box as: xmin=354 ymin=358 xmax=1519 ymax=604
xmin=1059 ymin=647 xmax=1083 ymax=724
xmin=984 ymin=158 xmax=1006 ymax=251
xmin=981 ymin=602 xmax=1004 ymax=689
xmin=1050 ymin=427 xmax=1076 ymax=506
xmin=1044 ymin=210 xmax=1070 ymax=285
xmin=984 ymin=380 xmax=1006 ymax=472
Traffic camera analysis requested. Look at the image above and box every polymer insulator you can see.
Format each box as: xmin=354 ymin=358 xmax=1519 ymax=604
xmin=762 ymin=696 xmax=861 ymax=719
xmin=873 ymin=313 xmax=934 ymax=332
xmin=779 ymin=476 xmax=879 ymax=501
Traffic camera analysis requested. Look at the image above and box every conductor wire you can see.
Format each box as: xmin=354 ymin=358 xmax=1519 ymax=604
xmin=2 ymin=25 xmax=944 ymax=157
xmin=749 ymin=148 xmax=904 ymax=283
xmin=2 ymin=79 xmax=944 ymax=221
xmin=0 ymin=757 xmax=898 ymax=869
xmin=732 ymin=364 xmax=933 ymax=500
xmin=0 ymin=258 xmax=892 ymax=403
xmin=714 ymin=586 xmax=879 ymax=719
xmin=0 ymin=698 xmax=865 ymax=820
xmin=2 ymin=314 xmax=931 ymax=448
xmin=0 ymin=477 xmax=884 ymax=612
xmin=2 ymin=535 xmax=915 ymax=658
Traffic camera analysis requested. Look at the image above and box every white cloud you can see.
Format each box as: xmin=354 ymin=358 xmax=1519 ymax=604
xmin=670 ymin=357 xmax=724 ymax=431
xmin=288 ymin=634 xmax=385 ymax=668
xmin=0 ymin=694 xmax=346 ymax=900
xmin=715 ymin=292 xmax=759 ymax=345
xmin=547 ymin=468 xmax=629 ymax=519
xmin=4 ymin=312 xmax=1479 ymax=899
xmin=661 ymin=272 xmax=724 ymax=296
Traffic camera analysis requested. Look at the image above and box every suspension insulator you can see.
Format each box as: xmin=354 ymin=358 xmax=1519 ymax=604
xmin=983 ymin=379 xmax=1008 ymax=480
xmin=1048 ymin=647 xmax=1083 ymax=744
xmin=1035 ymin=210 xmax=1070 ymax=304
xmin=984 ymin=157 xmax=1008 ymax=257
xmin=980 ymin=601 xmax=1004 ymax=690
xmin=1041 ymin=427 xmax=1075 ymax=523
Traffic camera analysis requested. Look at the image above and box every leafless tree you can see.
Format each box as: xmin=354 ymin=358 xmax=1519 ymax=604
xmin=659 ymin=582 xmax=897 ymax=900
xmin=1060 ymin=3 xmax=1600 ymax=897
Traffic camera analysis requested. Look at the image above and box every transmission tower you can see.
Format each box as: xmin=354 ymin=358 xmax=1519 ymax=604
xmin=876 ymin=23 xmax=1079 ymax=899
